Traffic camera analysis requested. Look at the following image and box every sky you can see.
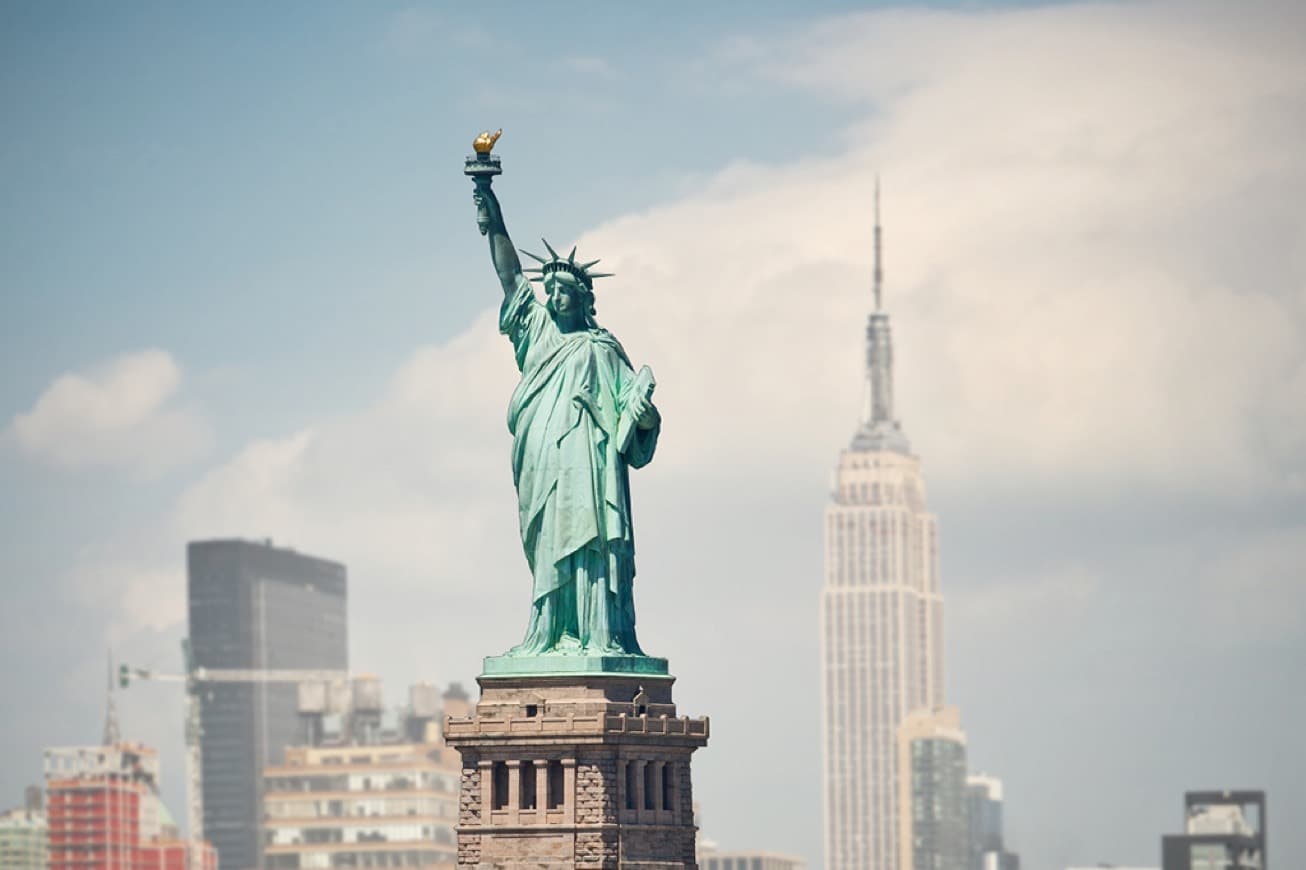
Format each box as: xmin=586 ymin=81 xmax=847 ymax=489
xmin=2 ymin=1 xmax=1305 ymax=868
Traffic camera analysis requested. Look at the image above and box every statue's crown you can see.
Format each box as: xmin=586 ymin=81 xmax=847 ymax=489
xmin=520 ymin=239 xmax=613 ymax=290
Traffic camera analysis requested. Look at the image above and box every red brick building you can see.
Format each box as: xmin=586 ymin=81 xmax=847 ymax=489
xmin=45 ymin=743 xmax=215 ymax=870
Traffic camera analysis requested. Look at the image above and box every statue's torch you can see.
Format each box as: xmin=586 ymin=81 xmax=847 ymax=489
xmin=464 ymin=129 xmax=503 ymax=235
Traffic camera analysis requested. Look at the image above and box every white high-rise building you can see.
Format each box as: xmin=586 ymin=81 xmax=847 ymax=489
xmin=822 ymin=183 xmax=944 ymax=870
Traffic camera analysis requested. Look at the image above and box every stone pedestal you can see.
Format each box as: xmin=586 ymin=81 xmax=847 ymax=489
xmin=444 ymin=671 xmax=709 ymax=869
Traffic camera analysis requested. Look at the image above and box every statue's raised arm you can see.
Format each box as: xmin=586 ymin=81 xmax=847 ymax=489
xmin=473 ymin=186 xmax=522 ymax=297
xmin=465 ymin=129 xmax=520 ymax=297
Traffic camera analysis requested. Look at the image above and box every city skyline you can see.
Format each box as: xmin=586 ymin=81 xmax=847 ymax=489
xmin=3 ymin=3 xmax=1305 ymax=869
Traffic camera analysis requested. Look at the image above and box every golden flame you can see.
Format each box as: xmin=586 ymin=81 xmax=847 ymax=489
xmin=473 ymin=129 xmax=503 ymax=154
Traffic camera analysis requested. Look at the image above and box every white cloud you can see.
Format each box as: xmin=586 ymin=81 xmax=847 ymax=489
xmin=4 ymin=349 xmax=210 ymax=474
xmin=55 ymin=551 xmax=186 ymax=647
xmin=117 ymin=567 xmax=187 ymax=639
xmin=580 ymin=2 xmax=1306 ymax=498
xmin=170 ymin=316 xmax=519 ymax=582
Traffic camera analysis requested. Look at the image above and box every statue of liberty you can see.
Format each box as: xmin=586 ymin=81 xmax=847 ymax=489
xmin=466 ymin=131 xmax=660 ymax=661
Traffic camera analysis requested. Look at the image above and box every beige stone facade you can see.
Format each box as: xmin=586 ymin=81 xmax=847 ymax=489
xmin=444 ymin=674 xmax=708 ymax=869
xmin=698 ymin=852 xmax=805 ymax=870
xmin=822 ymin=448 xmax=944 ymax=870
xmin=262 ymin=733 xmax=461 ymax=868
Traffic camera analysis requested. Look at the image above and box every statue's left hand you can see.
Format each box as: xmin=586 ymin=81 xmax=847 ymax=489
xmin=629 ymin=395 xmax=658 ymax=430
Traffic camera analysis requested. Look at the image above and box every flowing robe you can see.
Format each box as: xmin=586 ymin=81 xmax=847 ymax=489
xmin=500 ymin=275 xmax=659 ymax=655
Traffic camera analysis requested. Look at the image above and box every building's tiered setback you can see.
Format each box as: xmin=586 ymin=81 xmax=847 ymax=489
xmin=444 ymin=673 xmax=708 ymax=869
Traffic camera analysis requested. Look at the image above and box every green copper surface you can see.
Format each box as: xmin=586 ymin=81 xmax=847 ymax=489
xmin=481 ymin=653 xmax=670 ymax=678
xmin=467 ymin=141 xmax=663 ymax=668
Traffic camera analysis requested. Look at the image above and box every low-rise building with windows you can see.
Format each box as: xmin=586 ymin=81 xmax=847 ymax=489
xmin=0 ymin=787 xmax=47 ymax=870
xmin=699 ymin=851 xmax=806 ymax=870
xmin=262 ymin=680 xmax=465 ymax=869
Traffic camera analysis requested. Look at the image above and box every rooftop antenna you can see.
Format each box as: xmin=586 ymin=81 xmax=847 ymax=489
xmin=873 ymin=175 xmax=883 ymax=312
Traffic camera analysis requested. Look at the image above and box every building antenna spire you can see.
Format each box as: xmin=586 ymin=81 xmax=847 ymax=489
xmin=853 ymin=173 xmax=909 ymax=453
xmin=873 ymin=174 xmax=883 ymax=312
xmin=103 ymin=650 xmax=121 ymax=746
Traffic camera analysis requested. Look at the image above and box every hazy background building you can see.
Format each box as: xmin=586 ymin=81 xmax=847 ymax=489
xmin=1161 ymin=791 xmax=1264 ymax=870
xmin=897 ymin=707 xmax=968 ymax=870
xmin=188 ymin=539 xmax=349 ymax=870
xmin=968 ymin=775 xmax=1020 ymax=870
xmin=0 ymin=786 xmax=47 ymax=870
xmin=699 ymin=852 xmax=807 ymax=870
xmin=822 ymin=190 xmax=944 ymax=870
xmin=966 ymin=775 xmax=1002 ymax=870
xmin=262 ymin=678 xmax=464 ymax=870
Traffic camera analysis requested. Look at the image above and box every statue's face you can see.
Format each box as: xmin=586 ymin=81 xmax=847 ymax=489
xmin=545 ymin=273 xmax=586 ymax=322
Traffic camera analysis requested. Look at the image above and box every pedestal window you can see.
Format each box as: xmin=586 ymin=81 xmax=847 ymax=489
xmin=519 ymin=761 xmax=537 ymax=810
xmin=546 ymin=760 xmax=564 ymax=809
xmin=491 ymin=762 xmax=509 ymax=811
xmin=643 ymin=762 xmax=657 ymax=810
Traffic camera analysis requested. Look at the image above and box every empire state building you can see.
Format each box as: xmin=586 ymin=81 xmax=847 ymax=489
xmin=821 ymin=184 xmax=945 ymax=870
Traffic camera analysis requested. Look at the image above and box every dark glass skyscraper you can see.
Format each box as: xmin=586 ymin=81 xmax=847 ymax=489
xmin=188 ymin=539 xmax=348 ymax=870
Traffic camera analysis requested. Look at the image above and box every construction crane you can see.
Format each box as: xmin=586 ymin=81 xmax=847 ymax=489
xmin=119 ymin=639 xmax=348 ymax=870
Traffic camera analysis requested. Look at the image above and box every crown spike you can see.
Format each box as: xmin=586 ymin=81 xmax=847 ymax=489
xmin=568 ymin=246 xmax=578 ymax=264
xmin=541 ymin=238 xmax=561 ymax=260
xmin=520 ymin=249 xmax=548 ymax=264
xmin=579 ymin=259 xmax=602 ymax=270
xmin=588 ymin=271 xmax=614 ymax=279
